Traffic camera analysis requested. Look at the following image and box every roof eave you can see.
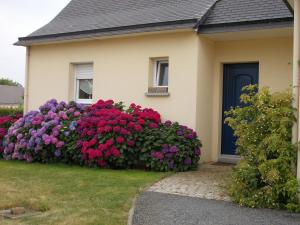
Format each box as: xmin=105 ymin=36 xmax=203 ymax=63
xmin=15 ymin=19 xmax=198 ymax=46
xmin=198 ymin=17 xmax=294 ymax=34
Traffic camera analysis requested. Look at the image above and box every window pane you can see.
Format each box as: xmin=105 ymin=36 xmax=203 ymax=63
xmin=78 ymin=79 xmax=93 ymax=99
xmin=158 ymin=63 xmax=169 ymax=86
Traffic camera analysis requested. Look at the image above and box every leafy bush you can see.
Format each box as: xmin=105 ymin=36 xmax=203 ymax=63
xmin=3 ymin=99 xmax=201 ymax=172
xmin=4 ymin=100 xmax=86 ymax=163
xmin=0 ymin=78 xmax=22 ymax=86
xmin=138 ymin=121 xmax=201 ymax=171
xmin=0 ymin=114 xmax=22 ymax=158
xmin=0 ymin=107 xmax=23 ymax=117
xmin=77 ymin=100 xmax=161 ymax=169
xmin=225 ymin=85 xmax=300 ymax=212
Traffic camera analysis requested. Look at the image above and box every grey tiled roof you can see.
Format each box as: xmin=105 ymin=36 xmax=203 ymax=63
xmin=16 ymin=0 xmax=293 ymax=46
xmin=203 ymin=0 xmax=293 ymax=26
xmin=29 ymin=0 xmax=216 ymax=36
xmin=0 ymin=85 xmax=24 ymax=105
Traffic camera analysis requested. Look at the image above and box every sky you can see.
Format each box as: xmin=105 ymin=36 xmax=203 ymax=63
xmin=0 ymin=0 xmax=71 ymax=86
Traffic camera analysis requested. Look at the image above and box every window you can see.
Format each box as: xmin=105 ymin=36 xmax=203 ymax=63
xmin=154 ymin=60 xmax=169 ymax=87
xmin=74 ymin=64 xmax=93 ymax=104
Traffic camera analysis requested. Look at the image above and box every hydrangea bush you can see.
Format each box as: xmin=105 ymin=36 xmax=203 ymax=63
xmin=0 ymin=114 xmax=22 ymax=158
xmin=3 ymin=99 xmax=201 ymax=172
xmin=77 ymin=100 xmax=161 ymax=169
xmin=4 ymin=100 xmax=86 ymax=163
xmin=138 ymin=121 xmax=202 ymax=171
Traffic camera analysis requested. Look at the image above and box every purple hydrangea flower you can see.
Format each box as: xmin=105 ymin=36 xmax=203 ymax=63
xmin=176 ymin=130 xmax=184 ymax=136
xmin=168 ymin=161 xmax=174 ymax=169
xmin=54 ymin=149 xmax=61 ymax=157
xmin=184 ymin=158 xmax=192 ymax=166
xmin=169 ymin=146 xmax=178 ymax=153
xmin=186 ymin=133 xmax=195 ymax=139
xmin=164 ymin=120 xmax=172 ymax=127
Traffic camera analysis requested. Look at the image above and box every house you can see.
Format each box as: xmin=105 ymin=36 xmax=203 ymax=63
xmin=0 ymin=85 xmax=24 ymax=108
xmin=16 ymin=0 xmax=297 ymax=164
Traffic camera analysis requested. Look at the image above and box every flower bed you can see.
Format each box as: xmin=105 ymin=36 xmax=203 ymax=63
xmin=4 ymin=100 xmax=86 ymax=163
xmin=3 ymin=99 xmax=202 ymax=171
xmin=139 ymin=121 xmax=201 ymax=171
xmin=0 ymin=114 xmax=22 ymax=158
xmin=77 ymin=100 xmax=161 ymax=169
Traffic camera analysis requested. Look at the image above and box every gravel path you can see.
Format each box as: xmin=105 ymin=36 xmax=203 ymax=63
xmin=148 ymin=163 xmax=232 ymax=201
xmin=132 ymin=192 xmax=300 ymax=225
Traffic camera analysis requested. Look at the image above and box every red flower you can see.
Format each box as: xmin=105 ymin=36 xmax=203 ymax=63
xmin=116 ymin=137 xmax=125 ymax=144
xmin=138 ymin=119 xmax=145 ymax=125
xmin=111 ymin=147 xmax=121 ymax=158
xmin=134 ymin=124 xmax=143 ymax=132
xmin=83 ymin=141 xmax=90 ymax=148
xmin=98 ymin=144 xmax=108 ymax=151
xmin=88 ymin=149 xmax=103 ymax=160
xmin=0 ymin=128 xmax=6 ymax=137
xmin=87 ymin=130 xmax=96 ymax=136
xmin=90 ymin=138 xmax=97 ymax=146
xmin=120 ymin=128 xmax=129 ymax=135
xmin=127 ymin=140 xmax=135 ymax=147
xmin=104 ymin=126 xmax=112 ymax=132
xmin=113 ymin=126 xmax=121 ymax=133
xmin=127 ymin=122 xmax=135 ymax=129
xmin=149 ymin=123 xmax=159 ymax=129
xmin=106 ymin=139 xmax=114 ymax=146
xmin=119 ymin=120 xmax=127 ymax=125
xmin=97 ymin=120 xmax=106 ymax=127
xmin=105 ymin=151 xmax=112 ymax=158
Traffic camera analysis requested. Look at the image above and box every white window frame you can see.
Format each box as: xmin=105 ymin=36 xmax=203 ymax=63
xmin=74 ymin=63 xmax=93 ymax=104
xmin=153 ymin=60 xmax=169 ymax=88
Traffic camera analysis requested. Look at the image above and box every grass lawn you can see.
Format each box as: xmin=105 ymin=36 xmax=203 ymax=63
xmin=0 ymin=161 xmax=168 ymax=225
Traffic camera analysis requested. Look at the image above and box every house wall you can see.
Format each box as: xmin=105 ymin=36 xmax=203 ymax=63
xmin=26 ymin=31 xmax=199 ymax=129
xmin=208 ymin=37 xmax=293 ymax=162
xmin=196 ymin=37 xmax=215 ymax=162
xmin=25 ymin=31 xmax=293 ymax=163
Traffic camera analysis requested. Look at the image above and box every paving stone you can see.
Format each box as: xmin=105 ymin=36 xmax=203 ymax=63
xmin=147 ymin=163 xmax=233 ymax=201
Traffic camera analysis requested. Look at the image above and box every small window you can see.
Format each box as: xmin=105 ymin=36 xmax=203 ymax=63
xmin=74 ymin=64 xmax=93 ymax=104
xmin=154 ymin=60 xmax=169 ymax=87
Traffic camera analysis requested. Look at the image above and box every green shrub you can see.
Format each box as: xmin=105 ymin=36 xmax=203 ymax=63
xmin=0 ymin=107 xmax=23 ymax=117
xmin=4 ymin=99 xmax=202 ymax=172
xmin=225 ymin=85 xmax=300 ymax=212
xmin=138 ymin=121 xmax=202 ymax=172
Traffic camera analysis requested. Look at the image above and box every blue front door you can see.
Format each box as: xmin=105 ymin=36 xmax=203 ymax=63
xmin=221 ymin=63 xmax=259 ymax=155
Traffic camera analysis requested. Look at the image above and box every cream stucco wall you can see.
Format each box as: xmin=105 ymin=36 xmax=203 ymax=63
xmin=26 ymin=31 xmax=199 ymax=129
xmin=25 ymin=31 xmax=293 ymax=162
xmin=196 ymin=37 xmax=215 ymax=162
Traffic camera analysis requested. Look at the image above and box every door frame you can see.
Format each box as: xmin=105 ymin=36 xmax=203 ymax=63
xmin=218 ymin=62 xmax=259 ymax=163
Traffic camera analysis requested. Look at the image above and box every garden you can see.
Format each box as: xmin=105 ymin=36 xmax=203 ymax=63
xmin=0 ymin=99 xmax=201 ymax=171
xmin=1 ymin=86 xmax=300 ymax=224
xmin=0 ymin=99 xmax=201 ymax=224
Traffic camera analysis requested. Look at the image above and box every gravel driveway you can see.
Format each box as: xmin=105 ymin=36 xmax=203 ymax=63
xmin=132 ymin=192 xmax=300 ymax=225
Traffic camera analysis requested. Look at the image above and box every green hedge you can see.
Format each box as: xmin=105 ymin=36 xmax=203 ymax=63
xmin=0 ymin=107 xmax=23 ymax=117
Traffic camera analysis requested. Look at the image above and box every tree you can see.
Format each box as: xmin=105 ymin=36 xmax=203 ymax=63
xmin=0 ymin=78 xmax=22 ymax=87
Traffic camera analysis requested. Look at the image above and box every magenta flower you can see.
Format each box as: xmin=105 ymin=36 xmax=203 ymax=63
xmin=74 ymin=111 xmax=81 ymax=117
xmin=151 ymin=152 xmax=164 ymax=160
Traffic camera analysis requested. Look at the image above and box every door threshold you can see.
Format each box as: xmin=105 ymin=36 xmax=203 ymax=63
xmin=218 ymin=155 xmax=240 ymax=164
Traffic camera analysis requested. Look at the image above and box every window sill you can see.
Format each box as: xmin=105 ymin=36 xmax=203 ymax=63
xmin=145 ymin=92 xmax=170 ymax=97
xmin=75 ymin=99 xmax=93 ymax=105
